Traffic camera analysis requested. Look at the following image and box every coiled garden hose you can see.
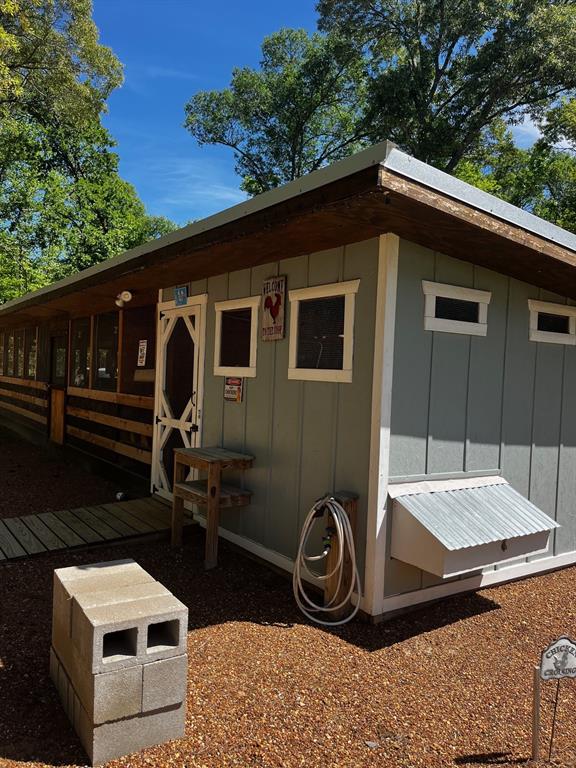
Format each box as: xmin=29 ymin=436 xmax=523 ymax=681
xmin=292 ymin=496 xmax=362 ymax=626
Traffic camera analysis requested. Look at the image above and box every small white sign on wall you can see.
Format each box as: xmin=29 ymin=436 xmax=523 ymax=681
xmin=262 ymin=275 xmax=286 ymax=341
xmin=137 ymin=340 xmax=148 ymax=367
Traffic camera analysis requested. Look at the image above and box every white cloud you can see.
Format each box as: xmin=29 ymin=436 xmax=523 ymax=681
xmin=511 ymin=115 xmax=542 ymax=148
xmin=120 ymin=150 xmax=247 ymax=222
xmin=145 ymin=66 xmax=199 ymax=81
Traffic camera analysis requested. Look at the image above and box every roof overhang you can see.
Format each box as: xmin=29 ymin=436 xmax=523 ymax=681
xmin=1 ymin=141 xmax=576 ymax=329
xmin=389 ymin=476 xmax=559 ymax=579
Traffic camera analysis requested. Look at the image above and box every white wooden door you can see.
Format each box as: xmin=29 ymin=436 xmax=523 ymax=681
xmin=151 ymin=296 xmax=206 ymax=499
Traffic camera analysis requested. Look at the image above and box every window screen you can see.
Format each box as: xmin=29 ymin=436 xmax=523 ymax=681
xmin=220 ymin=308 xmax=252 ymax=368
xmin=15 ymin=330 xmax=24 ymax=377
xmin=71 ymin=317 xmax=91 ymax=387
xmin=6 ymin=332 xmax=14 ymax=376
xmin=297 ymin=295 xmax=345 ymax=370
xmin=435 ymin=296 xmax=479 ymax=323
xmin=537 ymin=312 xmax=570 ymax=334
xmin=94 ymin=312 xmax=118 ymax=391
xmin=24 ymin=328 xmax=37 ymax=379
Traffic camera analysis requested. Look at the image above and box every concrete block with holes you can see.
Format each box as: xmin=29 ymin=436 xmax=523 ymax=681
xmin=50 ymin=559 xmax=188 ymax=765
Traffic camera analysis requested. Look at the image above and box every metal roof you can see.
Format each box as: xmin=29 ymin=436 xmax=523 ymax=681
xmin=384 ymin=149 xmax=576 ymax=253
xmin=2 ymin=138 xmax=576 ymax=319
xmin=395 ymin=482 xmax=559 ymax=551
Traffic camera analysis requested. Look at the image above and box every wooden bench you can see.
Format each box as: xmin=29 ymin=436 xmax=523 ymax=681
xmin=171 ymin=447 xmax=254 ymax=568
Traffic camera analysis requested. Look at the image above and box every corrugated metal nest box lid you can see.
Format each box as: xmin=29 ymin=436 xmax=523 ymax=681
xmin=390 ymin=477 xmax=559 ymax=578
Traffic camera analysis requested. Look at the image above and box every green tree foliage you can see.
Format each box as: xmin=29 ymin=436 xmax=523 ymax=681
xmin=0 ymin=0 xmax=176 ymax=302
xmin=184 ymin=28 xmax=368 ymax=195
xmin=318 ymin=0 xmax=576 ymax=172
xmin=0 ymin=0 xmax=122 ymax=125
xmin=456 ymin=112 xmax=576 ymax=233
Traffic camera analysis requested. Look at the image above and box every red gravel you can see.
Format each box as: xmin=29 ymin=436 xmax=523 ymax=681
xmin=0 ymin=528 xmax=576 ymax=768
xmin=0 ymin=427 xmax=123 ymax=519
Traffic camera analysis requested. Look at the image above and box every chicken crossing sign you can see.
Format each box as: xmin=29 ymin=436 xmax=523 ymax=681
xmin=540 ymin=637 xmax=576 ymax=680
xmin=262 ymin=275 xmax=286 ymax=341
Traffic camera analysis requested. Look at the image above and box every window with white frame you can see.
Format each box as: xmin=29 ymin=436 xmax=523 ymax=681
xmin=288 ymin=279 xmax=360 ymax=383
xmin=214 ymin=296 xmax=260 ymax=377
xmin=422 ymin=281 xmax=491 ymax=336
xmin=528 ymin=299 xmax=576 ymax=345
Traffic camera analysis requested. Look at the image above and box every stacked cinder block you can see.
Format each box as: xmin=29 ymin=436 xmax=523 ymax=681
xmin=50 ymin=559 xmax=188 ymax=765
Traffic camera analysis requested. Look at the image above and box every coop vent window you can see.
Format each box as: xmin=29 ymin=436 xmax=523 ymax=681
xmin=422 ymin=281 xmax=491 ymax=336
xmin=528 ymin=300 xmax=576 ymax=345
xmin=214 ymin=296 xmax=260 ymax=378
xmin=288 ymin=280 xmax=360 ymax=383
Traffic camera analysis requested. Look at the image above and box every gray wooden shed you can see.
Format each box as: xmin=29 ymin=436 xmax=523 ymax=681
xmin=1 ymin=141 xmax=575 ymax=619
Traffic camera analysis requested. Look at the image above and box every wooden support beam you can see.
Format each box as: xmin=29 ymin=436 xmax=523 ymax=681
xmin=66 ymin=405 xmax=152 ymax=437
xmin=0 ymin=400 xmax=47 ymax=424
xmin=66 ymin=424 xmax=152 ymax=464
xmin=67 ymin=386 xmax=154 ymax=410
xmin=0 ymin=388 xmax=47 ymax=407
xmin=0 ymin=375 xmax=48 ymax=390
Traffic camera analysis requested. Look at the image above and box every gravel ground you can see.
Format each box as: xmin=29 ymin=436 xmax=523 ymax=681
xmin=1 ymin=528 xmax=576 ymax=768
xmin=0 ymin=427 xmax=123 ymax=519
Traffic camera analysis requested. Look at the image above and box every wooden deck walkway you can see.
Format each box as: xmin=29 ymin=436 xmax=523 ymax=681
xmin=0 ymin=496 xmax=188 ymax=562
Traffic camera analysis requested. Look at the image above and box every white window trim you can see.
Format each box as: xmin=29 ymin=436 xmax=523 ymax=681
xmin=214 ymin=295 xmax=260 ymax=378
xmin=288 ymin=279 xmax=360 ymax=383
xmin=422 ymin=280 xmax=491 ymax=337
xmin=528 ymin=299 xmax=576 ymax=346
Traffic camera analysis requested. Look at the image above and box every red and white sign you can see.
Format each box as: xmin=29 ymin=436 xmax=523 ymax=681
xmin=262 ymin=275 xmax=286 ymax=341
xmin=224 ymin=376 xmax=243 ymax=403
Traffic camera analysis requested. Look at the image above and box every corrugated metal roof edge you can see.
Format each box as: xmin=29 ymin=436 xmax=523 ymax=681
xmin=384 ymin=149 xmax=576 ymax=253
xmin=396 ymin=483 xmax=559 ymax=551
xmin=1 ymin=137 xmax=576 ymax=317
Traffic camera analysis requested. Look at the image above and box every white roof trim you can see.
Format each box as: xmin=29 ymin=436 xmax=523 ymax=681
xmin=388 ymin=474 xmax=507 ymax=498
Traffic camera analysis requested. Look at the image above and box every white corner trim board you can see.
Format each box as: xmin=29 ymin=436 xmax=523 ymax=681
xmin=528 ymin=299 xmax=576 ymax=346
xmin=365 ymin=233 xmax=399 ymax=617
xmin=287 ymin=279 xmax=360 ymax=384
xmin=422 ymin=280 xmax=491 ymax=336
xmin=213 ymin=295 xmax=260 ymax=378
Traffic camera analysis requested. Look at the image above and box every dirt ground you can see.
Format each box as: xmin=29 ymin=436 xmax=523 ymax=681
xmin=0 ymin=530 xmax=576 ymax=768
xmin=0 ymin=428 xmax=575 ymax=768
xmin=0 ymin=426 xmax=126 ymax=519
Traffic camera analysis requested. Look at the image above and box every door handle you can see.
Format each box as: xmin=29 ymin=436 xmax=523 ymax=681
xmin=191 ymin=424 xmax=199 ymax=432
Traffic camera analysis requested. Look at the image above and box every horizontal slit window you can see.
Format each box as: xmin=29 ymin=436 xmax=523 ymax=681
xmin=528 ymin=299 xmax=576 ymax=345
xmin=422 ymin=281 xmax=491 ymax=337
xmin=435 ymin=296 xmax=479 ymax=324
xmin=537 ymin=312 xmax=570 ymax=334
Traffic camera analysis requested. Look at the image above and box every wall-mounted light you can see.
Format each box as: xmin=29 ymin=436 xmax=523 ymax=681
xmin=115 ymin=290 xmax=133 ymax=308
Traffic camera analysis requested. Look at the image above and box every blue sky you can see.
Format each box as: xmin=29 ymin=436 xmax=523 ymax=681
xmin=93 ymin=1 xmax=541 ymax=227
xmin=93 ymin=0 xmax=318 ymax=225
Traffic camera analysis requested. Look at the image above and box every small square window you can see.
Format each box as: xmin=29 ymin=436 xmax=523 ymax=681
xmin=528 ymin=300 xmax=576 ymax=345
xmin=422 ymin=281 xmax=491 ymax=336
xmin=297 ymin=296 xmax=345 ymax=370
xmin=288 ymin=280 xmax=360 ymax=383
xmin=214 ymin=296 xmax=259 ymax=377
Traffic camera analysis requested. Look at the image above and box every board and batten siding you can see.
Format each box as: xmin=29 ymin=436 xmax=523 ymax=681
xmin=163 ymin=238 xmax=379 ymax=572
xmin=387 ymin=239 xmax=576 ymax=596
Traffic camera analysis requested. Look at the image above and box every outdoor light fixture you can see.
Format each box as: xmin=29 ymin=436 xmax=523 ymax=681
xmin=115 ymin=290 xmax=133 ymax=308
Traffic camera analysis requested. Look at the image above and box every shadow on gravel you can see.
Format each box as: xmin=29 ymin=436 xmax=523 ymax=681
xmin=0 ymin=523 xmax=501 ymax=766
xmin=455 ymin=752 xmax=529 ymax=765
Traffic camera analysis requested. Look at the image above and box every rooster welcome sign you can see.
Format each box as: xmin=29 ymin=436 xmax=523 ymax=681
xmin=262 ymin=275 xmax=286 ymax=341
